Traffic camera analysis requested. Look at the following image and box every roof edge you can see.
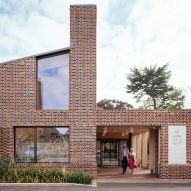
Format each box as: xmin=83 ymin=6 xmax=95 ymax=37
xmin=70 ymin=4 xmax=96 ymax=7
xmin=0 ymin=47 xmax=70 ymax=65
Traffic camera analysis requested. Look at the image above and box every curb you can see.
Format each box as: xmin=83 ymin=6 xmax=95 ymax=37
xmin=0 ymin=182 xmax=97 ymax=187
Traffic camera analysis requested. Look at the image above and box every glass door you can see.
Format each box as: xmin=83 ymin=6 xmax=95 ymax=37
xmin=101 ymin=141 xmax=119 ymax=166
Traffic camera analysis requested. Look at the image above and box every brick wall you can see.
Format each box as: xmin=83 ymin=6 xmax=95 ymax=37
xmin=0 ymin=5 xmax=97 ymax=175
xmin=159 ymin=124 xmax=191 ymax=179
xmin=0 ymin=58 xmax=37 ymax=160
xmin=0 ymin=57 xmax=70 ymax=160
xmin=69 ymin=5 xmax=97 ymax=174
xmin=97 ymin=109 xmax=191 ymax=178
xmin=0 ymin=5 xmax=191 ymax=179
xmin=96 ymin=109 xmax=191 ymax=126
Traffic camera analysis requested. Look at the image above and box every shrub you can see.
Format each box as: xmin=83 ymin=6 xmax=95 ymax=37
xmin=66 ymin=172 xmax=92 ymax=184
xmin=0 ymin=166 xmax=93 ymax=184
xmin=0 ymin=158 xmax=9 ymax=180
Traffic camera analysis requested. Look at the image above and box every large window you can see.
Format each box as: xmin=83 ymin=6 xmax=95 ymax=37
xmin=15 ymin=128 xmax=35 ymax=162
xmin=15 ymin=127 xmax=69 ymax=163
xmin=37 ymin=52 xmax=69 ymax=109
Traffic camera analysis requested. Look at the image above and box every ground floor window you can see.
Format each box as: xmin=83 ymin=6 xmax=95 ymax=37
xmin=15 ymin=127 xmax=69 ymax=163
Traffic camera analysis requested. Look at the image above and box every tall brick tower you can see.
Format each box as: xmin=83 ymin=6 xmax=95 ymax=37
xmin=69 ymin=5 xmax=97 ymax=173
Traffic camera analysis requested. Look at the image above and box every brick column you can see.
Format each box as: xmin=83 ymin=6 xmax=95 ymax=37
xmin=69 ymin=5 xmax=97 ymax=174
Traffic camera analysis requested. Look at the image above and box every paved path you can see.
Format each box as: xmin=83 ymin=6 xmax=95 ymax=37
xmin=0 ymin=184 xmax=191 ymax=191
xmin=97 ymin=167 xmax=191 ymax=184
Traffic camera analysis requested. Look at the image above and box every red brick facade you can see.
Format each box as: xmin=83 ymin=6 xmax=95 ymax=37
xmin=69 ymin=5 xmax=97 ymax=173
xmin=97 ymin=109 xmax=191 ymax=178
xmin=0 ymin=5 xmax=191 ymax=179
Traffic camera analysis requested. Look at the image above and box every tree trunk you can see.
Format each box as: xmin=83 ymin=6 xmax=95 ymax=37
xmin=152 ymin=97 xmax=157 ymax=109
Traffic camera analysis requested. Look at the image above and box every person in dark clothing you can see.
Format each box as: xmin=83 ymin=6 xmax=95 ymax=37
xmin=121 ymin=144 xmax=129 ymax=174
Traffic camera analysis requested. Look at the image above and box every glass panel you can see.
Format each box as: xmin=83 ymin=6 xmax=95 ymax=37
xmin=37 ymin=53 xmax=69 ymax=109
xmin=37 ymin=127 xmax=69 ymax=162
xmin=96 ymin=141 xmax=101 ymax=166
xmin=101 ymin=141 xmax=119 ymax=166
xmin=15 ymin=128 xmax=35 ymax=162
xmin=110 ymin=142 xmax=118 ymax=161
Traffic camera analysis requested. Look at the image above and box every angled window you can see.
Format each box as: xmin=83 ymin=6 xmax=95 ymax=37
xmin=37 ymin=51 xmax=69 ymax=109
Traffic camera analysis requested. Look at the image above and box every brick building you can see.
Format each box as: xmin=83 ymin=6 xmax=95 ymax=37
xmin=0 ymin=5 xmax=191 ymax=179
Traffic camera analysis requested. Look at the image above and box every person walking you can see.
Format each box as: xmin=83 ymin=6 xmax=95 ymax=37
xmin=128 ymin=147 xmax=137 ymax=174
xmin=121 ymin=144 xmax=129 ymax=174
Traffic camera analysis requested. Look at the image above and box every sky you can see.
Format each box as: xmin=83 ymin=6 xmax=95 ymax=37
xmin=0 ymin=0 xmax=191 ymax=108
xmin=38 ymin=53 xmax=69 ymax=109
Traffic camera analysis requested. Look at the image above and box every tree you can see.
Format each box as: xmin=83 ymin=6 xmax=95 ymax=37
xmin=126 ymin=64 xmax=185 ymax=109
xmin=141 ymin=89 xmax=185 ymax=109
xmin=97 ymin=99 xmax=133 ymax=109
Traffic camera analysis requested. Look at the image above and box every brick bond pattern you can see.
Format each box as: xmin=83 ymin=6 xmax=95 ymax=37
xmin=0 ymin=57 xmax=70 ymax=163
xmin=0 ymin=5 xmax=191 ymax=179
xmin=97 ymin=109 xmax=191 ymax=178
xmin=69 ymin=5 xmax=97 ymax=173
xmin=0 ymin=5 xmax=97 ymax=175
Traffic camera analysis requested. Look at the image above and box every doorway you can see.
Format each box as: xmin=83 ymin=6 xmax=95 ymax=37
xmin=97 ymin=126 xmax=159 ymax=175
xmin=102 ymin=141 xmax=119 ymax=166
xmin=97 ymin=141 xmax=119 ymax=166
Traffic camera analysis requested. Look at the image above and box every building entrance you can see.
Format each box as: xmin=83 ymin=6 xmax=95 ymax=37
xmin=100 ymin=141 xmax=119 ymax=166
xmin=97 ymin=126 xmax=159 ymax=175
xmin=97 ymin=140 xmax=129 ymax=166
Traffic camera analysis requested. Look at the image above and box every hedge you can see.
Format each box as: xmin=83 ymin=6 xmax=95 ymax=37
xmin=0 ymin=159 xmax=92 ymax=184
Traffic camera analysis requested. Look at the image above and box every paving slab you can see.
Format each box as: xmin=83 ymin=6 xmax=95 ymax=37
xmin=97 ymin=166 xmax=191 ymax=184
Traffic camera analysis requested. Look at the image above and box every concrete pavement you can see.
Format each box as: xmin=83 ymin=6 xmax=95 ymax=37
xmin=97 ymin=167 xmax=191 ymax=184
xmin=0 ymin=184 xmax=191 ymax=191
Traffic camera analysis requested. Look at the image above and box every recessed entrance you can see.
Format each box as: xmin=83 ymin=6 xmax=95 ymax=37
xmin=97 ymin=125 xmax=160 ymax=179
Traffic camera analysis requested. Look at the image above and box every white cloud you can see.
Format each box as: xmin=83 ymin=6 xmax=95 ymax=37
xmin=0 ymin=0 xmax=70 ymax=61
xmin=97 ymin=0 xmax=191 ymax=107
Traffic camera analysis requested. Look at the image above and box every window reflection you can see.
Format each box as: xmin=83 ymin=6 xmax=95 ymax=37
xmin=37 ymin=127 xmax=69 ymax=162
xmin=15 ymin=128 xmax=35 ymax=162
xmin=15 ymin=127 xmax=69 ymax=163
xmin=37 ymin=53 xmax=69 ymax=109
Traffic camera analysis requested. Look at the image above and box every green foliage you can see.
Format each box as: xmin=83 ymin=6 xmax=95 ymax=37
xmin=126 ymin=64 xmax=185 ymax=109
xmin=97 ymin=99 xmax=133 ymax=109
xmin=0 ymin=168 xmax=65 ymax=183
xmin=141 ymin=88 xmax=185 ymax=109
xmin=0 ymin=164 xmax=93 ymax=184
xmin=66 ymin=172 xmax=92 ymax=184
xmin=0 ymin=158 xmax=9 ymax=178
